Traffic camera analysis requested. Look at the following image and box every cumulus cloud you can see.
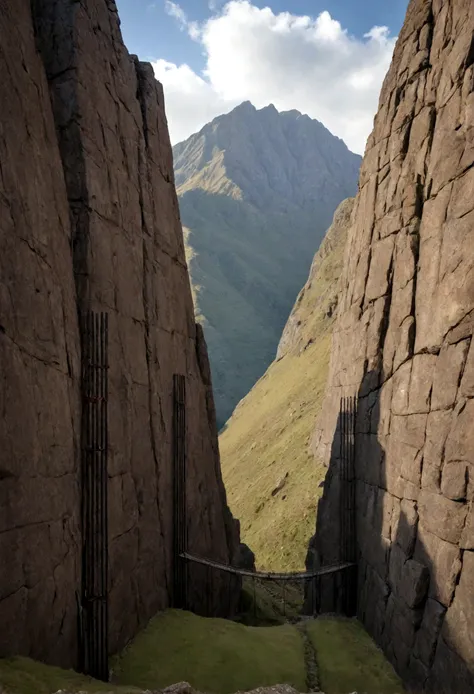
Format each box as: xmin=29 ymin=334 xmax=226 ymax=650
xmin=155 ymin=1 xmax=397 ymax=153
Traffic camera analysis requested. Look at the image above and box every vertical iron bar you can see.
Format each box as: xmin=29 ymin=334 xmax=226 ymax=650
xmin=346 ymin=397 xmax=350 ymax=614
xmin=182 ymin=376 xmax=187 ymax=609
xmin=105 ymin=313 xmax=109 ymax=675
xmin=100 ymin=312 xmax=109 ymax=680
xmin=173 ymin=374 xmax=187 ymax=610
xmin=87 ymin=310 xmax=93 ymax=676
xmin=350 ymin=396 xmax=357 ymax=617
xmin=99 ymin=313 xmax=104 ymax=680
xmin=253 ymin=577 xmax=256 ymax=619
xmin=340 ymin=396 xmax=346 ymax=614
xmin=103 ymin=312 xmax=107 ymax=679
xmin=92 ymin=312 xmax=97 ymax=679
xmin=95 ymin=312 xmax=100 ymax=677
xmin=80 ymin=311 xmax=109 ymax=681
xmin=340 ymin=397 xmax=345 ymax=564
xmin=346 ymin=397 xmax=351 ymax=614
xmin=81 ymin=312 xmax=88 ymax=675
xmin=173 ymin=375 xmax=179 ymax=607
xmin=206 ymin=564 xmax=211 ymax=617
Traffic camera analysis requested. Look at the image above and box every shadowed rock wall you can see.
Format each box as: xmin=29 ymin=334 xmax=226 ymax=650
xmin=0 ymin=0 xmax=238 ymax=668
xmin=309 ymin=0 xmax=474 ymax=691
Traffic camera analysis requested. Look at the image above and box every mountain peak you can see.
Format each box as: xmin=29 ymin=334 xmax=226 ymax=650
xmin=232 ymin=100 xmax=256 ymax=114
xmin=261 ymin=103 xmax=278 ymax=114
xmin=173 ymin=102 xmax=361 ymax=427
xmin=173 ymin=102 xmax=361 ymax=206
xmin=281 ymin=108 xmax=305 ymax=119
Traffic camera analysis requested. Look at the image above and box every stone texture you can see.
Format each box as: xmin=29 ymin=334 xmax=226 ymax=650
xmin=418 ymin=491 xmax=468 ymax=544
xmin=400 ymin=558 xmax=430 ymax=608
xmin=421 ymin=409 xmax=453 ymax=493
xmin=412 ymin=598 xmax=446 ymax=668
xmin=460 ymin=503 xmax=474 ymax=549
xmin=431 ymin=341 xmax=470 ymax=411
xmin=414 ymin=524 xmax=462 ymax=607
xmin=309 ymin=0 xmax=474 ymax=686
xmin=0 ymin=0 xmax=239 ymax=669
xmin=0 ymin=0 xmax=81 ymax=666
xmin=440 ymin=550 xmax=474 ymax=673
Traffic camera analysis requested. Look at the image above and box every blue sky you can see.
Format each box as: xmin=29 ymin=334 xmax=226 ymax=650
xmin=115 ymin=1 xmax=409 ymax=153
xmin=116 ymin=1 xmax=407 ymax=69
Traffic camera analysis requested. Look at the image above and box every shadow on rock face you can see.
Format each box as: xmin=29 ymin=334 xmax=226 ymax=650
xmin=306 ymin=370 xmax=474 ymax=694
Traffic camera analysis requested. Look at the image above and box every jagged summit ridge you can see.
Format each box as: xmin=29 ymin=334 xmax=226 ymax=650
xmin=173 ymin=102 xmax=361 ymax=426
xmin=174 ymin=100 xmax=360 ymax=209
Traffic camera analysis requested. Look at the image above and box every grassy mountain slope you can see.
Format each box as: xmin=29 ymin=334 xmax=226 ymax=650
xmin=174 ymin=103 xmax=360 ymax=427
xmin=220 ymin=199 xmax=354 ymax=571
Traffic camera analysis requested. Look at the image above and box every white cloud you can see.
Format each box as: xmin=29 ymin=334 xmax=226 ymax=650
xmin=164 ymin=1 xmax=187 ymax=29
xmin=153 ymin=60 xmax=231 ymax=139
xmin=156 ymin=1 xmax=397 ymax=154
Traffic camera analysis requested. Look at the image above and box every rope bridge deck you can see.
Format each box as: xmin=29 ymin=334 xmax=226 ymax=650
xmin=180 ymin=552 xmax=355 ymax=581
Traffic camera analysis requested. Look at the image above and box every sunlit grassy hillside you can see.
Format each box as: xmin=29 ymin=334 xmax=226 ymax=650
xmin=220 ymin=199 xmax=354 ymax=572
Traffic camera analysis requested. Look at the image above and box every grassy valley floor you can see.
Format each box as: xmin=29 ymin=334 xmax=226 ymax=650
xmin=0 ymin=610 xmax=402 ymax=694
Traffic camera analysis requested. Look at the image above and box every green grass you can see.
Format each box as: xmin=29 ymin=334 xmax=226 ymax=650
xmin=0 ymin=612 xmax=403 ymax=694
xmin=237 ymin=578 xmax=305 ymax=626
xmin=0 ymin=657 xmax=138 ymax=694
xmin=112 ymin=609 xmax=307 ymax=694
xmin=220 ymin=337 xmax=331 ymax=572
xmin=307 ymin=618 xmax=403 ymax=694
xmin=219 ymin=200 xmax=353 ymax=572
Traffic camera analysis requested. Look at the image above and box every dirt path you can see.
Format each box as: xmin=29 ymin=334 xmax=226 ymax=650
xmin=295 ymin=622 xmax=320 ymax=693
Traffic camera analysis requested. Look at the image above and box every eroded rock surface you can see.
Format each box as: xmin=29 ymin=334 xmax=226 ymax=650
xmin=309 ymin=0 xmax=474 ymax=691
xmin=0 ymin=0 xmax=238 ymax=669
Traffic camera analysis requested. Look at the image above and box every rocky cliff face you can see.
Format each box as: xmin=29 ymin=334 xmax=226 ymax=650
xmin=0 ymin=0 xmax=238 ymax=669
xmin=174 ymin=103 xmax=361 ymax=427
xmin=310 ymin=0 xmax=474 ymax=690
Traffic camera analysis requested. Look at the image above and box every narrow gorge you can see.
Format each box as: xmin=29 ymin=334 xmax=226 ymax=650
xmin=0 ymin=0 xmax=473 ymax=692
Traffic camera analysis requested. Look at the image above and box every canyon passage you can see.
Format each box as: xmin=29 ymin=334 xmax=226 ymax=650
xmin=1 ymin=0 xmax=474 ymax=693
